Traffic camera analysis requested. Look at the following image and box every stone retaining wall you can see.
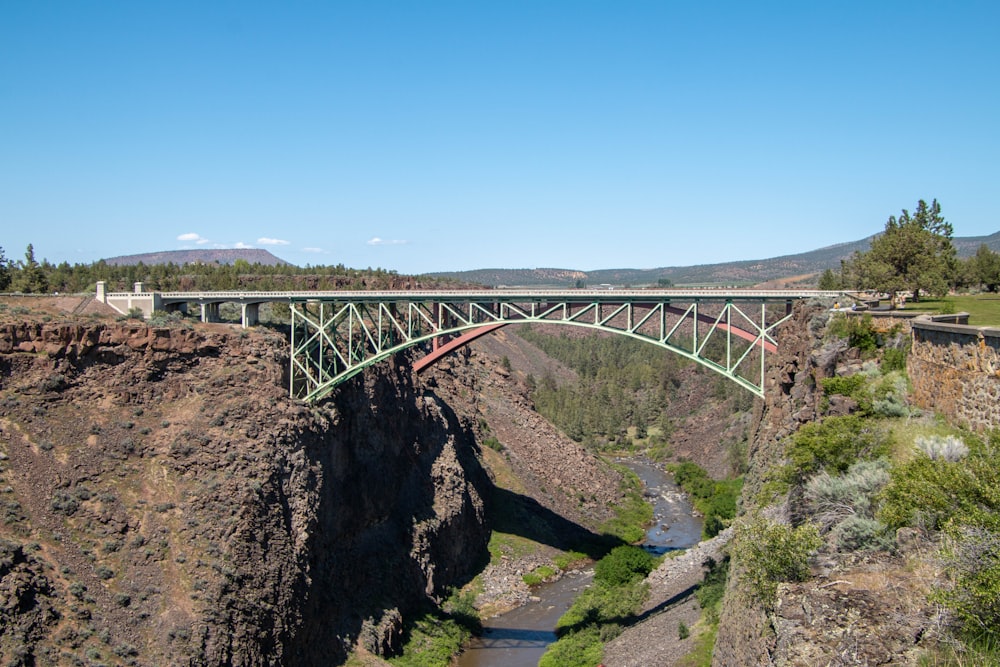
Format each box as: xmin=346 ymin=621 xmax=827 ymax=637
xmin=909 ymin=317 xmax=1000 ymax=432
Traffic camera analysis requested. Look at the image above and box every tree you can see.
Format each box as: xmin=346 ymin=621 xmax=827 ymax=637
xmin=968 ymin=244 xmax=1000 ymax=293
xmin=817 ymin=268 xmax=840 ymax=290
xmin=0 ymin=246 xmax=10 ymax=291
xmin=13 ymin=244 xmax=48 ymax=294
xmin=845 ymin=199 xmax=956 ymax=302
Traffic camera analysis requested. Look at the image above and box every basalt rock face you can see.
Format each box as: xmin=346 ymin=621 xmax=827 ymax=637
xmin=0 ymin=321 xmax=489 ymax=666
xmin=712 ymin=302 xmax=838 ymax=666
xmin=713 ymin=304 xmax=938 ymax=666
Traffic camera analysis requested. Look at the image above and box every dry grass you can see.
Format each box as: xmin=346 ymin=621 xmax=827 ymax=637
xmin=889 ymin=418 xmax=966 ymax=463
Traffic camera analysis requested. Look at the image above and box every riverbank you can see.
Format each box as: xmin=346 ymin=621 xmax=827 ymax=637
xmin=603 ymin=528 xmax=732 ymax=666
xmin=458 ymin=458 xmax=708 ymax=666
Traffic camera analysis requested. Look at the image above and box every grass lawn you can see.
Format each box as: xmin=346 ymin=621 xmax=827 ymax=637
xmin=900 ymin=294 xmax=1000 ymax=326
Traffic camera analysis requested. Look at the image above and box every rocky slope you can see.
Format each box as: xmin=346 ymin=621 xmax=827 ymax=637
xmin=0 ymin=313 xmax=492 ymax=665
xmin=418 ymin=336 xmax=629 ymax=614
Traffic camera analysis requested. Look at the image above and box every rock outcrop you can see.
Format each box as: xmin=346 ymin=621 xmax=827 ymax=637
xmin=0 ymin=320 xmax=490 ymax=665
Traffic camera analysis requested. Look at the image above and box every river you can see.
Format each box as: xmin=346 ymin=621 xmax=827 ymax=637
xmin=457 ymin=459 xmax=702 ymax=667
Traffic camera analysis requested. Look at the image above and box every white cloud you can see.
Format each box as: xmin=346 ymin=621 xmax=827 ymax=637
xmin=257 ymin=237 xmax=290 ymax=246
xmin=302 ymin=247 xmax=326 ymax=253
xmin=177 ymin=232 xmax=210 ymax=245
xmin=234 ymin=241 xmax=255 ymax=249
xmin=367 ymin=237 xmax=409 ymax=246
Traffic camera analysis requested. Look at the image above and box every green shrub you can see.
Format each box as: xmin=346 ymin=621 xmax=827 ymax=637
xmin=878 ymin=432 xmax=1000 ymax=640
xmin=482 ymin=437 xmax=503 ymax=452
xmin=594 ymin=546 xmax=655 ymax=587
xmin=878 ymin=437 xmax=996 ymax=532
xmin=732 ymin=516 xmax=822 ymax=605
xmin=389 ymin=614 xmax=470 ymax=667
xmin=554 ymin=577 xmax=648 ymax=636
xmin=869 ymin=371 xmax=911 ymax=418
xmin=785 ymin=415 xmax=889 ymax=482
xmin=695 ymin=556 xmax=729 ymax=623
xmin=881 ymin=345 xmax=909 ymax=373
xmin=538 ymin=626 xmax=603 ymax=667
xmin=669 ymin=461 xmax=741 ymax=538
xmin=523 ymin=565 xmax=557 ymax=586
xmin=821 ymin=370 xmax=911 ymax=418
xmin=599 ymin=468 xmax=653 ymax=544
xmin=935 ymin=525 xmax=1000 ymax=642
xmin=554 ymin=551 xmax=588 ymax=570
xmin=442 ymin=587 xmax=481 ymax=635
xmin=821 ymin=374 xmax=867 ymax=402
xmin=828 ymin=313 xmax=879 ymax=353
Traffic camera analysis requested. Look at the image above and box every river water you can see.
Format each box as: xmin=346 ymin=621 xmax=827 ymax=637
xmin=457 ymin=459 xmax=702 ymax=667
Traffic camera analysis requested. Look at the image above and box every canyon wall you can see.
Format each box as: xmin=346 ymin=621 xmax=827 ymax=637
xmin=0 ymin=321 xmax=489 ymax=665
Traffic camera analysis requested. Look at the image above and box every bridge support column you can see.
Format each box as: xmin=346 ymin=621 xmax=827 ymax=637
xmin=241 ymin=303 xmax=259 ymax=328
xmin=200 ymin=302 xmax=221 ymax=323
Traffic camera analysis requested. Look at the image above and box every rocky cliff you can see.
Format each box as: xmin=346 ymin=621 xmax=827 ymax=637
xmin=713 ymin=303 xmax=939 ymax=666
xmin=0 ymin=318 xmax=490 ymax=665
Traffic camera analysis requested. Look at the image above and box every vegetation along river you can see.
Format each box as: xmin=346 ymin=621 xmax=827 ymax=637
xmin=457 ymin=458 xmax=703 ymax=667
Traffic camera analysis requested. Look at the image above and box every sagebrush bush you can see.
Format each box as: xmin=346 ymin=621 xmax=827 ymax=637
xmin=804 ymin=459 xmax=890 ymax=532
xmin=914 ymin=434 xmax=969 ymax=462
xmin=869 ymin=371 xmax=911 ymax=418
xmin=830 ymin=516 xmax=894 ymax=552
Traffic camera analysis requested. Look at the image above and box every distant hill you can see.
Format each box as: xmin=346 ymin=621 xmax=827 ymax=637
xmin=103 ymin=248 xmax=290 ymax=267
xmin=429 ymin=231 xmax=1000 ymax=287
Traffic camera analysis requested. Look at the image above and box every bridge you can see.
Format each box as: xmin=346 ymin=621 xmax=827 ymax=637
xmin=96 ymin=282 xmax=843 ymax=402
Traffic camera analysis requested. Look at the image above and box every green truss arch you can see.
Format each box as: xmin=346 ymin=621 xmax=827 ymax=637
xmin=289 ymin=290 xmax=836 ymax=402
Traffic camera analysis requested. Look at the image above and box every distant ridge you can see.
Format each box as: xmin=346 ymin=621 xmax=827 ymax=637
xmin=103 ymin=248 xmax=291 ymax=267
xmin=429 ymin=231 xmax=1000 ymax=287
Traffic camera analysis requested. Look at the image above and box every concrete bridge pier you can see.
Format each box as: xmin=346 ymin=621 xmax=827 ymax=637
xmin=199 ymin=302 xmax=221 ymax=323
xmin=166 ymin=302 xmax=188 ymax=317
xmin=241 ymin=303 xmax=260 ymax=328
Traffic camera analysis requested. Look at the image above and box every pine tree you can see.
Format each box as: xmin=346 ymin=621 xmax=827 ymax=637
xmin=14 ymin=244 xmax=48 ymax=294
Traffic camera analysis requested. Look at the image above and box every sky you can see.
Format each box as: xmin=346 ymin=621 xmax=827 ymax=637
xmin=2 ymin=2 xmax=998 ymax=274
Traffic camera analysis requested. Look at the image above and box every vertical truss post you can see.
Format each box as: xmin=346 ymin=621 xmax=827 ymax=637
xmin=760 ymin=303 xmax=766 ymax=392
xmin=726 ymin=301 xmax=732 ymax=372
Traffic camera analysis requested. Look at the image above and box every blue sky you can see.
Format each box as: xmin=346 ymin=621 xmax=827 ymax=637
xmin=2 ymin=2 xmax=997 ymax=274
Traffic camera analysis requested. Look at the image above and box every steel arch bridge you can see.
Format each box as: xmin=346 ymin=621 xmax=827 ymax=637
xmin=290 ymin=289 xmax=838 ymax=402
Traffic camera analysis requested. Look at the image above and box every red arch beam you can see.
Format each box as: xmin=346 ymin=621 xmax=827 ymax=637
xmin=412 ymin=323 xmax=509 ymax=373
